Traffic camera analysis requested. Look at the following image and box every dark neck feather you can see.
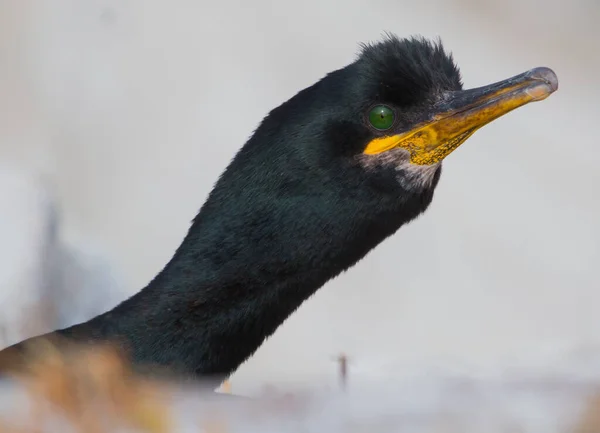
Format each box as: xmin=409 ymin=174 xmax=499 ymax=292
xmin=55 ymin=162 xmax=440 ymax=382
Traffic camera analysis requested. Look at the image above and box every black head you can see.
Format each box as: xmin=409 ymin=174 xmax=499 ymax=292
xmin=193 ymin=34 xmax=557 ymax=284
xmin=232 ymin=36 xmax=463 ymax=199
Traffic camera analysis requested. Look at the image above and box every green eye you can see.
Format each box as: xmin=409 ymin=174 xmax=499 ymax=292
xmin=368 ymin=105 xmax=395 ymax=130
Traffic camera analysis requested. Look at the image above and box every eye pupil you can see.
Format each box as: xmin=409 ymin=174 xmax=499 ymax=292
xmin=368 ymin=105 xmax=394 ymax=130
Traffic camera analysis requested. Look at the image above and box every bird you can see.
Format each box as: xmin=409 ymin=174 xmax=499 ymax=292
xmin=0 ymin=35 xmax=558 ymax=388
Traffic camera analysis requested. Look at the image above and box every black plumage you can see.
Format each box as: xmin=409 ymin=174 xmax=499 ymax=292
xmin=0 ymin=34 xmax=557 ymax=386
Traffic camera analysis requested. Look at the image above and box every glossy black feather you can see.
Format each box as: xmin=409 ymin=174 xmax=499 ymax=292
xmin=0 ymin=34 xmax=461 ymax=384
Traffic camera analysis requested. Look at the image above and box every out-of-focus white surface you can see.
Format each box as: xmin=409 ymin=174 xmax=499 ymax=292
xmin=0 ymin=166 xmax=124 ymax=347
xmin=0 ymin=166 xmax=55 ymax=345
xmin=0 ymin=0 xmax=598 ymax=395
xmin=48 ymin=235 xmax=125 ymax=329
xmin=3 ymin=344 xmax=600 ymax=432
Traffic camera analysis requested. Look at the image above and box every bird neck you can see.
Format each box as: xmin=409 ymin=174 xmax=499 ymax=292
xmin=77 ymin=225 xmax=349 ymax=382
xmin=59 ymin=153 xmax=440 ymax=382
xmin=66 ymin=197 xmax=408 ymax=382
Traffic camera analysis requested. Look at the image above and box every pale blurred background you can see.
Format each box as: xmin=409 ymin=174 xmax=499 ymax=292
xmin=0 ymin=0 xmax=598 ymax=396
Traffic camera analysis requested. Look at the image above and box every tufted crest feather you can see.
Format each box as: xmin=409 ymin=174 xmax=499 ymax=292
xmin=356 ymin=34 xmax=463 ymax=104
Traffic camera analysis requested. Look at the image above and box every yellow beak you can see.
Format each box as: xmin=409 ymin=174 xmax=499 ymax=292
xmin=363 ymin=67 xmax=558 ymax=165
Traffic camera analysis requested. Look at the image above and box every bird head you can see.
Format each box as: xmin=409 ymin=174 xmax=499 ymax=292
xmin=238 ymin=35 xmax=557 ymax=200
xmin=349 ymin=35 xmax=558 ymax=193
xmin=200 ymin=34 xmax=558 ymax=279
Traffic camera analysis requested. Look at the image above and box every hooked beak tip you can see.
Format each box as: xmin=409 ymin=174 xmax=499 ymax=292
xmin=526 ymin=67 xmax=559 ymax=93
